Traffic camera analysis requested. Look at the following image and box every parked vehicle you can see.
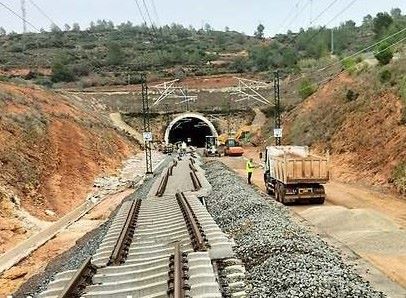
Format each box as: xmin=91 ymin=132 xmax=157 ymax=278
xmin=262 ymin=146 xmax=329 ymax=204
xmin=203 ymin=136 xmax=220 ymax=157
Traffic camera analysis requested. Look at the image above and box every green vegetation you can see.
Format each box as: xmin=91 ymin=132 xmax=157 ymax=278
xmin=392 ymin=163 xmax=406 ymax=194
xmin=298 ymin=78 xmax=316 ymax=99
xmin=0 ymin=8 xmax=404 ymax=87
xmin=375 ymin=42 xmax=394 ymax=65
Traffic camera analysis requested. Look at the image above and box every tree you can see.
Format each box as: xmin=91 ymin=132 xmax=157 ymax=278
xmin=0 ymin=27 xmax=6 ymax=36
xmin=106 ymin=42 xmax=124 ymax=65
xmin=72 ymin=23 xmax=80 ymax=32
xmin=374 ymin=42 xmax=393 ymax=65
xmin=50 ymin=23 xmax=62 ymax=33
xmin=204 ymin=23 xmax=212 ymax=32
xmin=390 ymin=8 xmax=402 ymax=18
xmin=64 ymin=24 xmax=71 ymax=31
xmin=254 ymin=24 xmax=265 ymax=39
xmin=373 ymin=12 xmax=393 ymax=36
xmin=51 ymin=53 xmax=75 ymax=82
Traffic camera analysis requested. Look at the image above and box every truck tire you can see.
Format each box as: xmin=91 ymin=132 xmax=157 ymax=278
xmin=279 ymin=184 xmax=286 ymax=204
xmin=314 ymin=197 xmax=325 ymax=204
xmin=274 ymin=183 xmax=280 ymax=202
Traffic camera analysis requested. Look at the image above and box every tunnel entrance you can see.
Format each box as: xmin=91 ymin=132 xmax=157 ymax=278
xmin=165 ymin=113 xmax=218 ymax=148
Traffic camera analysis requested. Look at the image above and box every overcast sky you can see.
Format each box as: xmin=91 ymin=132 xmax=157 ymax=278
xmin=0 ymin=0 xmax=405 ymax=36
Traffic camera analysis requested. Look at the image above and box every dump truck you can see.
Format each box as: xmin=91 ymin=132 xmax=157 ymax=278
xmin=263 ymin=146 xmax=329 ymax=204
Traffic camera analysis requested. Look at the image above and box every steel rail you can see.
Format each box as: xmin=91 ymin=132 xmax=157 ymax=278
xmin=58 ymin=256 xmax=96 ymax=298
xmin=168 ymin=242 xmax=190 ymax=298
xmin=109 ymin=199 xmax=142 ymax=265
xmin=176 ymin=192 xmax=207 ymax=251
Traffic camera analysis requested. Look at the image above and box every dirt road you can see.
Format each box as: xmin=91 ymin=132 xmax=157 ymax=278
xmin=219 ymin=148 xmax=406 ymax=296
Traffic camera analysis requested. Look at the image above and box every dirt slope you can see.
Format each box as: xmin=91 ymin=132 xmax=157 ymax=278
xmin=283 ymin=69 xmax=406 ymax=191
xmin=0 ymin=82 xmax=137 ymax=253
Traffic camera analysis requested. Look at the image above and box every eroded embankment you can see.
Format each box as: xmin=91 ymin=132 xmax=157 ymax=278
xmin=0 ymin=82 xmax=137 ymax=253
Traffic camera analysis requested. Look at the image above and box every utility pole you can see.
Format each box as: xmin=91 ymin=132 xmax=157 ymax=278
xmin=331 ymin=29 xmax=334 ymax=54
xmin=141 ymin=73 xmax=153 ymax=175
xmin=273 ymin=70 xmax=282 ymax=146
xmin=21 ymin=0 xmax=27 ymax=33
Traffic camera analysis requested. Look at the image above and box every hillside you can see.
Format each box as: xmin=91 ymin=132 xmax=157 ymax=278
xmin=0 ymin=9 xmax=404 ymax=89
xmin=0 ymin=82 xmax=137 ymax=253
xmin=280 ymin=57 xmax=406 ymax=194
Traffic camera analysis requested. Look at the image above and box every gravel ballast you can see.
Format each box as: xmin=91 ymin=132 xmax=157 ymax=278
xmin=203 ymin=161 xmax=384 ymax=298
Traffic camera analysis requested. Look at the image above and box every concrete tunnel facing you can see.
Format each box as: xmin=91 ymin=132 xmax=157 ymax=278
xmin=164 ymin=113 xmax=218 ymax=147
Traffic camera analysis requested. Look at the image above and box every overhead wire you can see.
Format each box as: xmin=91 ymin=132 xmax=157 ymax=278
xmin=276 ymin=0 xmax=303 ymax=34
xmin=304 ymin=0 xmax=358 ymax=44
xmin=288 ymin=33 xmax=406 ymax=96
xmin=28 ymin=0 xmax=60 ymax=30
xmin=310 ymin=0 xmax=341 ymax=25
xmin=285 ymin=26 xmax=406 ymax=86
xmin=283 ymin=0 xmax=312 ymax=33
xmin=132 ymin=0 xmax=147 ymax=25
xmin=141 ymin=0 xmax=156 ymax=28
xmin=149 ymin=0 xmax=160 ymax=27
xmin=0 ymin=0 xmax=40 ymax=32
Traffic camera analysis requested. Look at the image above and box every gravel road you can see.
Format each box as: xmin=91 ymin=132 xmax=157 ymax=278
xmin=203 ymin=161 xmax=384 ymax=298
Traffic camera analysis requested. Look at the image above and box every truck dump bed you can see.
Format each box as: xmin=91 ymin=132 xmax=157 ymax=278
xmin=267 ymin=146 xmax=329 ymax=184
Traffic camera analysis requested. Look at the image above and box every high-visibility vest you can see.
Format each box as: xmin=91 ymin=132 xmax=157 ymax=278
xmin=246 ymin=161 xmax=254 ymax=173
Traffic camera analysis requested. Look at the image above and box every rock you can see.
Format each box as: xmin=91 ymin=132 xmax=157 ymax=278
xmin=44 ymin=210 xmax=56 ymax=217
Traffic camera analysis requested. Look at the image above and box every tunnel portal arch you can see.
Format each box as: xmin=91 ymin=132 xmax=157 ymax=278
xmin=164 ymin=113 xmax=218 ymax=147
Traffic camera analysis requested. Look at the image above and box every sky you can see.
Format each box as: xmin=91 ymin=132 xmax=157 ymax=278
xmin=0 ymin=0 xmax=405 ymax=36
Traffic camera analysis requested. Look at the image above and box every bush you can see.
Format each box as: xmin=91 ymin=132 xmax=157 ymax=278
xmin=298 ymin=79 xmax=316 ymax=99
xmin=391 ymin=163 xmax=406 ymax=194
xmin=346 ymin=89 xmax=359 ymax=102
xmin=34 ymin=77 xmax=53 ymax=88
xmin=374 ymin=42 xmax=393 ymax=65
xmin=341 ymin=57 xmax=357 ymax=74
xmin=379 ymin=69 xmax=392 ymax=83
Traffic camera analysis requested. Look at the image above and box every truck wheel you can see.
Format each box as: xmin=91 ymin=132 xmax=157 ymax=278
xmin=279 ymin=184 xmax=286 ymax=204
xmin=275 ymin=183 xmax=280 ymax=202
xmin=314 ymin=197 xmax=325 ymax=204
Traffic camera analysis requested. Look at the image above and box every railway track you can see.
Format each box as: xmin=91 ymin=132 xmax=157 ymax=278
xmin=39 ymin=156 xmax=246 ymax=298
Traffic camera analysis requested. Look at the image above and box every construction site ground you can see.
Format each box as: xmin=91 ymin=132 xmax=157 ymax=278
xmin=219 ymin=147 xmax=406 ymax=294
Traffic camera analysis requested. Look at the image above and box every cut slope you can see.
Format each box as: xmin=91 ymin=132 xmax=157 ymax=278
xmin=0 ymin=82 xmax=137 ymax=253
xmin=283 ymin=66 xmax=406 ymax=191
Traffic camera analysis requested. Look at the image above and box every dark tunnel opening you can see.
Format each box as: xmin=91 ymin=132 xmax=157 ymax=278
xmin=168 ymin=117 xmax=213 ymax=147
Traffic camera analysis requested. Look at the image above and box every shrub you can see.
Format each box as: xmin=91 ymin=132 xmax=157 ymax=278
xmin=298 ymin=79 xmax=316 ymax=99
xmin=34 ymin=77 xmax=53 ymax=88
xmin=379 ymin=69 xmax=392 ymax=83
xmin=341 ymin=57 xmax=357 ymax=74
xmin=391 ymin=163 xmax=406 ymax=194
xmin=346 ymin=89 xmax=359 ymax=102
xmin=374 ymin=42 xmax=393 ymax=65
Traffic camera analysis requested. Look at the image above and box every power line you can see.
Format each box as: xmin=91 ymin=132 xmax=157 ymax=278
xmin=132 ymin=0 xmax=147 ymax=25
xmin=285 ymin=26 xmax=406 ymax=86
xmin=301 ymin=0 xmax=358 ymax=47
xmin=149 ymin=0 xmax=160 ymax=26
xmin=289 ymin=34 xmax=406 ymax=96
xmin=283 ymin=0 xmax=312 ymax=33
xmin=28 ymin=0 xmax=60 ymax=29
xmin=276 ymin=0 xmax=303 ymax=33
xmin=141 ymin=0 xmax=155 ymax=28
xmin=0 ymin=0 xmax=40 ymax=32
xmin=310 ymin=0 xmax=340 ymax=25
